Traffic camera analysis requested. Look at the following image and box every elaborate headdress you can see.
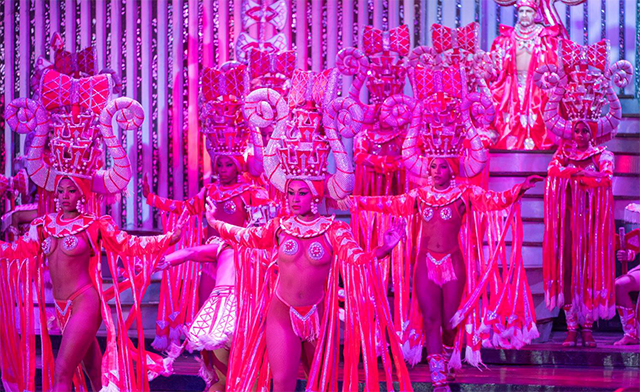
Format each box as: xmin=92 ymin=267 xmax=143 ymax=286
xmin=336 ymin=24 xmax=410 ymax=124
xmin=516 ymin=0 xmax=539 ymax=9
xmin=243 ymin=68 xmax=363 ymax=209
xmin=493 ymin=0 xmax=588 ymax=38
xmin=534 ymin=38 xmax=633 ymax=144
xmin=5 ymin=67 xmax=143 ymax=213
xmin=410 ymin=23 xmax=496 ymax=97
xmin=397 ymin=63 xmax=493 ymax=179
xmin=200 ymin=62 xmax=254 ymax=174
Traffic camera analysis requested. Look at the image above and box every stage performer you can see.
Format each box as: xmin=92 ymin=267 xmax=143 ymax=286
xmin=490 ymin=0 xmax=560 ymax=150
xmin=351 ymin=63 xmax=542 ymax=392
xmin=1 ymin=74 xmax=186 ymax=392
xmin=614 ymin=247 xmax=640 ymax=345
xmin=536 ymin=38 xmax=633 ymax=348
xmin=205 ymin=68 xmax=413 ymax=392
xmin=145 ymin=62 xmax=274 ymax=391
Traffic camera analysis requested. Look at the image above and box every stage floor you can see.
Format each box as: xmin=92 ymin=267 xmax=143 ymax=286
xmin=157 ymin=332 xmax=640 ymax=392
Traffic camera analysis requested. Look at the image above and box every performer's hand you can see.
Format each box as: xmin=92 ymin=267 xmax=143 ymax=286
xmin=521 ymin=175 xmax=544 ymax=193
xmin=169 ymin=209 xmax=190 ymax=245
xmin=377 ymin=218 xmax=407 ymax=258
xmin=142 ymin=173 xmax=151 ymax=198
xmin=617 ymin=249 xmax=636 ymax=262
xmin=205 ymin=196 xmax=218 ymax=227
xmin=580 ymin=170 xmax=608 ymax=178
xmin=154 ymin=255 xmax=171 ymax=272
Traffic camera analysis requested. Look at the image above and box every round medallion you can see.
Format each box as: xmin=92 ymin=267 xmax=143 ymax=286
xmin=222 ymin=200 xmax=237 ymax=215
xmin=62 ymin=235 xmax=78 ymax=251
xmin=422 ymin=207 xmax=434 ymax=222
xmin=282 ymin=239 xmax=299 ymax=255
xmin=308 ymin=242 xmax=325 ymax=260
xmin=440 ymin=207 xmax=452 ymax=221
xmin=42 ymin=237 xmax=52 ymax=255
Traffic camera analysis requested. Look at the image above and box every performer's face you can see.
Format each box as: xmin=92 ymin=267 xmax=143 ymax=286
xmin=573 ymin=122 xmax=592 ymax=149
xmin=216 ymin=156 xmax=238 ymax=185
xmin=517 ymin=6 xmax=536 ymax=27
xmin=429 ymin=158 xmax=453 ymax=188
xmin=56 ymin=178 xmax=82 ymax=213
xmin=287 ymin=180 xmax=313 ymax=216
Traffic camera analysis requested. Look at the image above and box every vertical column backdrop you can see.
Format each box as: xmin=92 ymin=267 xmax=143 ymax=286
xmin=2 ymin=0 xmax=638 ymax=229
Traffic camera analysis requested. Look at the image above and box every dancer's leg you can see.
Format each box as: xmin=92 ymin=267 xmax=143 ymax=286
xmin=81 ymin=337 xmax=103 ymax=391
xmin=52 ymin=287 xmax=101 ymax=392
xmin=266 ymin=297 xmax=302 ymax=392
xmin=441 ymin=253 xmax=466 ymax=347
xmin=414 ymin=259 xmax=444 ymax=355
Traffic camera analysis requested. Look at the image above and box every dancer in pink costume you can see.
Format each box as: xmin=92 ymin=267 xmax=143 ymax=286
xmin=536 ymin=38 xmax=633 ymax=348
xmin=1 ymin=70 xmax=186 ymax=391
xmin=351 ymin=62 xmax=542 ymax=392
xmin=210 ymin=68 xmax=412 ymax=392
xmin=614 ymin=204 xmax=640 ymax=346
xmin=490 ymin=0 xmax=562 ymax=150
xmin=145 ymin=61 xmax=274 ymax=391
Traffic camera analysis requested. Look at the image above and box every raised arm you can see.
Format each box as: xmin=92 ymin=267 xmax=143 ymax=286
xmin=98 ymin=215 xmax=179 ymax=257
xmin=328 ymin=219 xmax=406 ymax=265
xmin=467 ymin=175 xmax=543 ymax=212
xmin=206 ymin=196 xmax=277 ymax=249
xmin=143 ymin=172 xmax=206 ymax=215
xmin=0 ymin=223 xmax=41 ymax=262
xmin=350 ymin=190 xmax=417 ymax=216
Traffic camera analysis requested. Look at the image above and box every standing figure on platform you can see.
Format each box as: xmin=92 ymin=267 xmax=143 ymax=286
xmin=351 ymin=63 xmax=542 ymax=392
xmin=146 ymin=62 xmax=273 ymax=391
xmin=536 ymin=38 xmax=633 ymax=348
xmin=614 ymin=211 xmax=640 ymax=345
xmin=490 ymin=0 xmax=561 ymax=150
xmin=210 ymin=69 xmax=412 ymax=392
xmin=1 ymin=79 xmax=185 ymax=392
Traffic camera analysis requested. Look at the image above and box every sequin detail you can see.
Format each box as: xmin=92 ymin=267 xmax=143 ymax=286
xmin=308 ymin=242 xmax=325 ymax=260
xmin=282 ymin=239 xmax=299 ymax=255
xmin=440 ymin=207 xmax=452 ymax=220
xmin=422 ymin=207 xmax=434 ymax=222
xmin=62 ymin=235 xmax=78 ymax=251
xmin=42 ymin=237 xmax=53 ymax=255
xmin=222 ymin=200 xmax=237 ymax=215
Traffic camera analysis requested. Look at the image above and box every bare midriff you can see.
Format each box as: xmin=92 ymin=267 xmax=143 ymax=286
xmin=276 ymin=232 xmax=332 ymax=308
xmin=47 ymin=230 xmax=94 ymax=300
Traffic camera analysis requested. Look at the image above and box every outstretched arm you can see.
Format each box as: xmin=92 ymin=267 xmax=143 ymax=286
xmin=350 ymin=191 xmax=417 ymax=216
xmin=143 ymin=172 xmax=205 ymax=214
xmin=206 ymin=197 xmax=277 ymax=249
xmin=468 ymin=175 xmax=543 ymax=212
xmin=328 ymin=219 xmax=406 ymax=265
xmin=155 ymin=243 xmax=222 ymax=272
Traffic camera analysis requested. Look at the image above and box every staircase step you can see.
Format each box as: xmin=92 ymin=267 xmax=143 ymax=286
xmin=519 ymin=196 xmax=638 ymax=221
xmin=605 ymin=134 xmax=640 ymax=155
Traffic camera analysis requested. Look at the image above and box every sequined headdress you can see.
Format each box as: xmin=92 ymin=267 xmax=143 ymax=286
xmin=336 ymin=24 xmax=410 ymax=127
xmin=243 ymin=68 xmax=363 ymax=206
xmin=5 ymin=66 xmax=143 ymax=213
xmin=200 ymin=62 xmax=254 ymax=173
xmin=534 ymin=38 xmax=633 ymax=144
xmin=397 ymin=63 xmax=493 ymax=179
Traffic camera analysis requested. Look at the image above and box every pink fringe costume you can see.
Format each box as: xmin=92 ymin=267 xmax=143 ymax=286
xmin=0 ymin=69 xmax=174 ymax=391
xmin=352 ymin=61 xmax=538 ymax=382
xmin=535 ymin=39 xmax=634 ymax=327
xmin=219 ymin=68 xmax=413 ymax=391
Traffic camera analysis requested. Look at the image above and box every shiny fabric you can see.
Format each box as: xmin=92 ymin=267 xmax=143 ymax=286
xmin=490 ymin=24 xmax=560 ymax=149
xmin=543 ymin=147 xmax=616 ymax=325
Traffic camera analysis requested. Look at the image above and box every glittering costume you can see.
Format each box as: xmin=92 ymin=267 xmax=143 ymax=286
xmin=0 ymin=74 xmax=174 ymax=391
xmin=535 ymin=38 xmax=634 ymax=328
xmin=490 ymin=0 xmax=561 ymax=150
xmin=353 ymin=62 xmax=538 ymax=384
xmin=218 ymin=68 xmax=412 ymax=392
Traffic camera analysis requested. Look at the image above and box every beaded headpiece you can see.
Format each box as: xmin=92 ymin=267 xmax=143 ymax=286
xmin=534 ymin=38 xmax=633 ymax=144
xmin=243 ymin=68 xmax=363 ymax=204
xmin=5 ymin=67 xmax=144 ymax=212
xmin=200 ymin=62 xmax=253 ymax=172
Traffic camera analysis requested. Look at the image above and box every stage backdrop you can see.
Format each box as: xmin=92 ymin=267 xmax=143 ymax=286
xmin=2 ymin=0 xmax=639 ymax=229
